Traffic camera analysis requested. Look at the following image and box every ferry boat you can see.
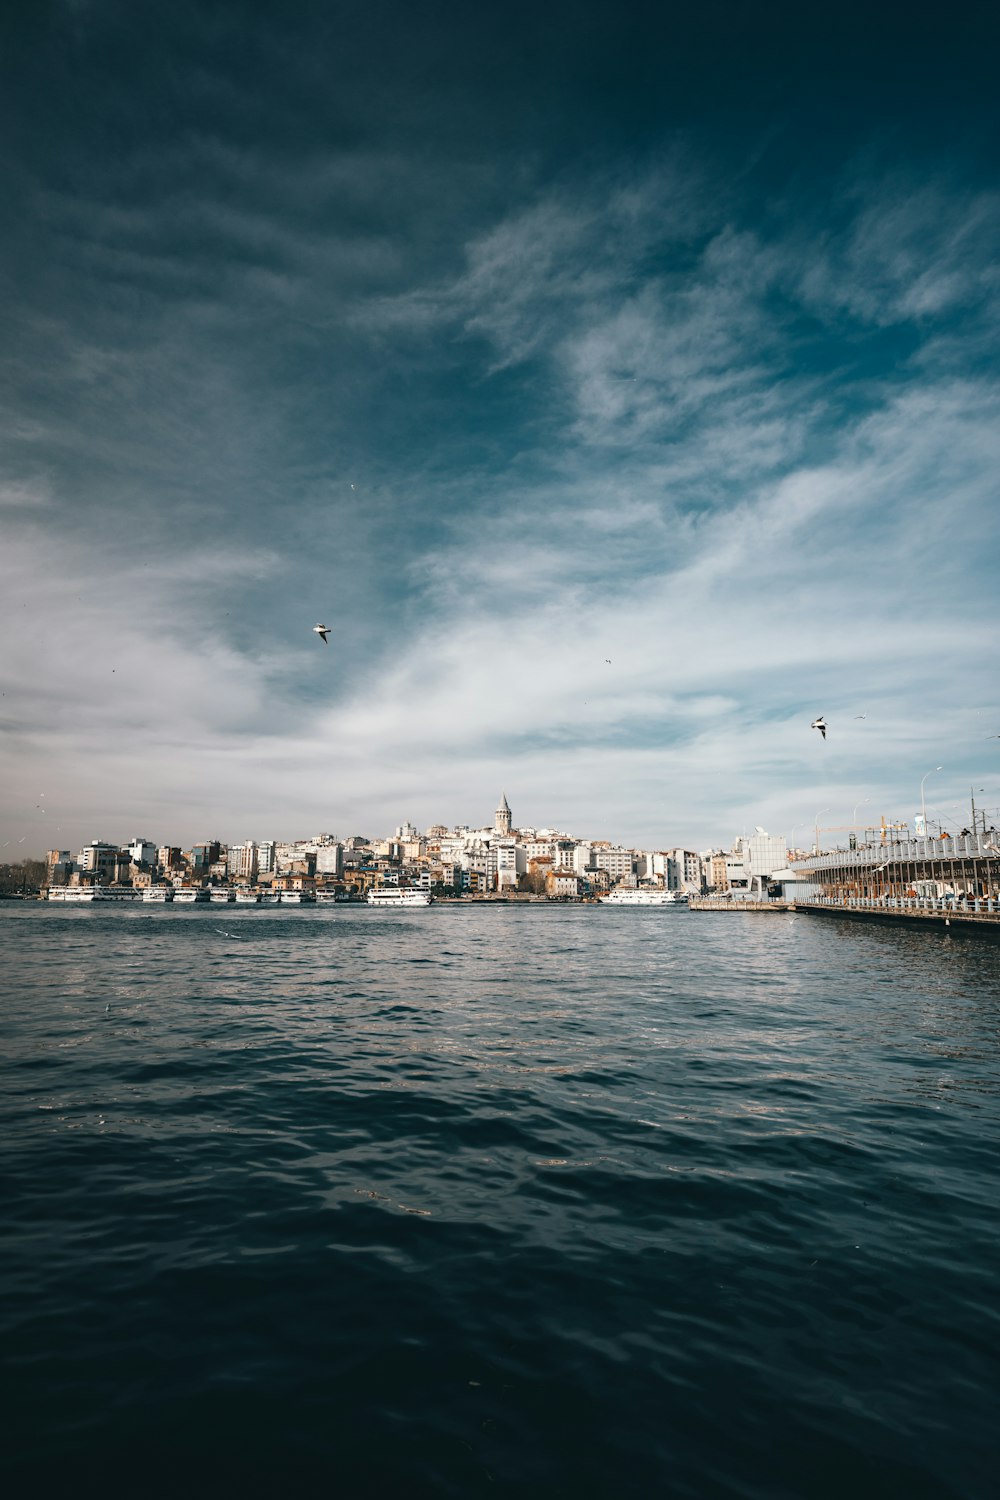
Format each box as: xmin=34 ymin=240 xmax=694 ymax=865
xmin=172 ymin=888 xmax=210 ymax=904
xmin=259 ymin=891 xmax=280 ymax=905
xmin=367 ymin=888 xmax=433 ymax=908
xmin=235 ymin=891 xmax=260 ymax=905
xmin=210 ymin=888 xmax=235 ymax=903
xmin=142 ymin=887 xmax=174 ymax=903
xmin=278 ymin=890 xmax=315 ymax=904
xmin=599 ymin=887 xmax=681 ymax=906
xmin=48 ymin=887 xmax=141 ymax=903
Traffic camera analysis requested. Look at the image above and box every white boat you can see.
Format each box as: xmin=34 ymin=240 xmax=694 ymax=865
xmin=142 ymin=887 xmax=174 ymax=903
xmin=49 ymin=887 xmax=141 ymax=903
xmin=210 ymin=888 xmax=235 ymax=903
xmin=172 ymin=888 xmax=210 ymax=903
xmin=235 ymin=891 xmax=260 ymax=905
xmin=278 ymin=890 xmax=314 ymax=904
xmin=367 ymin=888 xmax=433 ymax=907
xmin=259 ymin=891 xmax=280 ymax=905
xmin=599 ymin=887 xmax=681 ymax=905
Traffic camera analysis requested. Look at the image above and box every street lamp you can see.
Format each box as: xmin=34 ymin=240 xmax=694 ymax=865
xmin=852 ymin=797 xmax=871 ymax=832
xmin=920 ymin=766 xmax=943 ymax=832
xmin=813 ymin=806 xmax=830 ymax=854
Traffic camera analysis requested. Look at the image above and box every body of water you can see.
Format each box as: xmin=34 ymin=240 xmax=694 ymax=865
xmin=1 ymin=903 xmax=998 ymax=1497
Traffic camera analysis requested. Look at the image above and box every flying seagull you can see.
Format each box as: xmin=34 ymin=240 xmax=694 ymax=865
xmin=313 ymin=624 xmax=330 ymax=644
xmin=811 ymin=717 xmax=827 ymax=740
xmin=854 ymin=714 xmax=867 ymax=720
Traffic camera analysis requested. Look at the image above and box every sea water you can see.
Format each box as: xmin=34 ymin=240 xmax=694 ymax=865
xmin=1 ymin=903 xmax=998 ymax=1497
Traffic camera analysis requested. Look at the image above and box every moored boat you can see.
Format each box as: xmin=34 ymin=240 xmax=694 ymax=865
xmin=48 ymin=886 xmax=141 ymax=903
xmin=367 ymin=888 xmax=433 ymax=907
xmin=599 ymin=887 xmax=681 ymax=905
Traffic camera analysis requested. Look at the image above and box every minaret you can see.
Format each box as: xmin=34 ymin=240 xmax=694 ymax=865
xmin=495 ymin=792 xmax=512 ymax=835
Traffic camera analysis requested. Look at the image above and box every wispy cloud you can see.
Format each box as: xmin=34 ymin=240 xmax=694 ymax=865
xmin=3 ymin=95 xmax=999 ymax=851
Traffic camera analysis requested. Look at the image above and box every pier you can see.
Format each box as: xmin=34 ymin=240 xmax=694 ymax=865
xmin=691 ymin=832 xmax=1000 ymax=937
xmin=790 ymin=830 xmax=1000 ymax=904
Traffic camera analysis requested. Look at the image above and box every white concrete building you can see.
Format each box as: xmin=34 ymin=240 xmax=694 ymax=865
xmin=230 ymin=841 xmax=259 ymax=880
xmin=315 ymin=845 xmax=343 ymax=876
xmin=494 ymin=834 xmax=521 ymax=888
xmin=593 ymin=846 xmax=634 ymax=880
xmin=126 ymin=838 xmax=157 ymax=867
xmin=666 ymin=849 xmax=703 ymax=893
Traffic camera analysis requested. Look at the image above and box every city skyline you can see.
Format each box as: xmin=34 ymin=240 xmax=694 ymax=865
xmin=2 ymin=3 xmax=999 ymax=852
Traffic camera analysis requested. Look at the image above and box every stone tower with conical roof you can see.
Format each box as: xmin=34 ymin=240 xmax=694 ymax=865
xmin=495 ymin=792 xmax=512 ymax=835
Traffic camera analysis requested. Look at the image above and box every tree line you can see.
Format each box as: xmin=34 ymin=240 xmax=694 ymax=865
xmin=0 ymin=861 xmax=47 ymax=895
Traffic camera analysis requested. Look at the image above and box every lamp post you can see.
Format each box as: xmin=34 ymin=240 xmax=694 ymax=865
xmin=813 ymin=806 xmax=830 ymax=855
xmin=852 ymin=798 xmax=870 ymax=836
xmin=920 ymin=766 xmax=943 ymax=833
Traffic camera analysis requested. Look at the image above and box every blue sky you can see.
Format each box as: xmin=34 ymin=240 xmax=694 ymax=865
xmin=2 ymin=1 xmax=999 ymax=853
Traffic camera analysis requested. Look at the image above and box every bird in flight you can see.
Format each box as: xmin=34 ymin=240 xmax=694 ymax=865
xmin=313 ymin=624 xmax=330 ymax=644
xmin=605 ymin=658 xmax=612 ymax=664
xmin=811 ymin=716 xmax=827 ymax=740
xmin=854 ymin=714 xmax=867 ymax=720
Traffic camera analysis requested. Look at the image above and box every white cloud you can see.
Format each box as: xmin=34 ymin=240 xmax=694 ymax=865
xmin=4 ymin=154 xmax=1000 ymax=854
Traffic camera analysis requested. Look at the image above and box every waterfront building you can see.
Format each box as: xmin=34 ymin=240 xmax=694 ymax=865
xmin=229 ymin=841 xmax=259 ymax=881
xmin=546 ymin=868 xmax=581 ymax=898
xmin=740 ymin=832 xmax=787 ymax=897
xmin=665 ymin=848 xmax=704 ymax=893
xmin=46 ymin=851 xmax=73 ymax=886
xmin=190 ymin=842 xmax=222 ymax=870
xmin=257 ymin=840 xmax=276 ymax=874
xmin=78 ymin=841 xmax=117 ymax=874
xmin=126 ymin=838 xmax=157 ymax=867
xmin=592 ymin=845 xmax=634 ymax=881
xmin=157 ymin=846 xmax=182 ymax=871
xmin=492 ymin=836 xmax=519 ymax=892
xmin=315 ymin=845 xmax=343 ymax=877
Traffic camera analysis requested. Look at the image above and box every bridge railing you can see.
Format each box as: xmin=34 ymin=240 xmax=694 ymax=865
xmin=793 ymin=833 xmax=1000 ymax=873
xmin=806 ymin=894 xmax=999 ymax=915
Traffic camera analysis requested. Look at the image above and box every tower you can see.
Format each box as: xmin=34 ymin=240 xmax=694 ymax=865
xmin=495 ymin=792 xmax=512 ymax=835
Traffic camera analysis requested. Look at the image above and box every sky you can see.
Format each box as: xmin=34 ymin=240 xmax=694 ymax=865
xmin=2 ymin=0 xmax=999 ymax=855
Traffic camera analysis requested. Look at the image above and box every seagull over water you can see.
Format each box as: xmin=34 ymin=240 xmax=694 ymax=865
xmin=811 ymin=716 xmax=827 ymax=740
xmin=313 ymin=624 xmax=330 ymax=644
